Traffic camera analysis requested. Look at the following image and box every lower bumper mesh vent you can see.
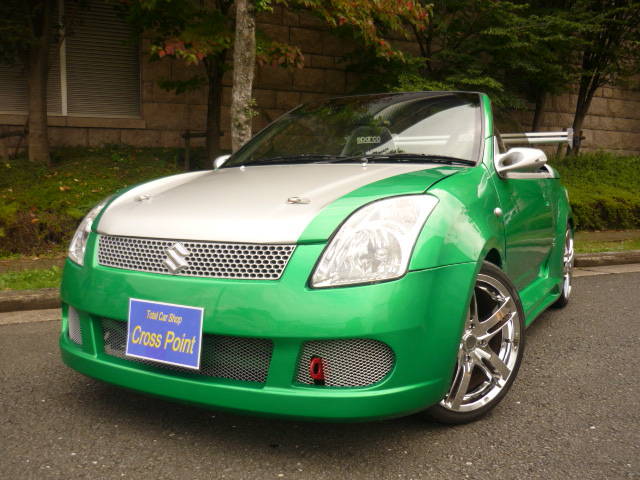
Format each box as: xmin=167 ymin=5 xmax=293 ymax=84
xmin=101 ymin=318 xmax=273 ymax=383
xmin=296 ymin=339 xmax=394 ymax=387
xmin=68 ymin=306 xmax=82 ymax=345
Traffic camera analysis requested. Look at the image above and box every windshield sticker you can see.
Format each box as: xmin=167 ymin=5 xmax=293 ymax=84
xmin=356 ymin=136 xmax=381 ymax=145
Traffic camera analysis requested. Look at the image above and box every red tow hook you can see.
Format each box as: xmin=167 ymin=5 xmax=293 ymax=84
xmin=309 ymin=356 xmax=326 ymax=386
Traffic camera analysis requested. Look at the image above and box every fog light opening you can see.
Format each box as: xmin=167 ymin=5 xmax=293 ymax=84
xmin=309 ymin=355 xmax=325 ymax=386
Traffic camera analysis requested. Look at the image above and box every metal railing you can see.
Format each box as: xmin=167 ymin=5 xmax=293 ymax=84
xmin=502 ymin=128 xmax=573 ymax=146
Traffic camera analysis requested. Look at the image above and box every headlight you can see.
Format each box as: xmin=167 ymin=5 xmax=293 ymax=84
xmin=311 ymin=195 xmax=439 ymax=288
xmin=68 ymin=196 xmax=112 ymax=266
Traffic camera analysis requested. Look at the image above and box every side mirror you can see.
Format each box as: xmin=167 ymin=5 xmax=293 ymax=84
xmin=213 ymin=154 xmax=231 ymax=169
xmin=495 ymin=147 xmax=547 ymax=176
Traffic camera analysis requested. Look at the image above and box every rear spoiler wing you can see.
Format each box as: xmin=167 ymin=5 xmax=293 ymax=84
xmin=502 ymin=128 xmax=573 ymax=146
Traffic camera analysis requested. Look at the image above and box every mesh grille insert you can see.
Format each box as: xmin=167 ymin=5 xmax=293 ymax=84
xmin=101 ymin=318 xmax=273 ymax=383
xmin=98 ymin=235 xmax=295 ymax=280
xmin=68 ymin=306 xmax=82 ymax=345
xmin=296 ymin=339 xmax=394 ymax=387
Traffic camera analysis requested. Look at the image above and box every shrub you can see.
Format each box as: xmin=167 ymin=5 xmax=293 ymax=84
xmin=551 ymin=151 xmax=640 ymax=230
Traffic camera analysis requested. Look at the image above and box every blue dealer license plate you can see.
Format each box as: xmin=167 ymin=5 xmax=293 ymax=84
xmin=126 ymin=298 xmax=204 ymax=369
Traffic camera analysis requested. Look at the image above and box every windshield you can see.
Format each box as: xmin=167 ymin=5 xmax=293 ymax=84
xmin=226 ymin=92 xmax=483 ymax=168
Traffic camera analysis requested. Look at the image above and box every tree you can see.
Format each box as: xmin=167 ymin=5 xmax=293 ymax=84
xmin=123 ymin=0 xmax=305 ymax=157
xmin=296 ymin=0 xmax=429 ymax=60
xmin=345 ymin=1 xmax=580 ymax=131
xmin=122 ymin=0 xmax=235 ymax=160
xmin=124 ymin=0 xmax=428 ymax=155
xmin=0 ymin=0 xmax=56 ymax=164
xmin=231 ymin=0 xmax=257 ymax=151
xmin=393 ymin=1 xmax=533 ymax=108
xmin=569 ymin=0 xmax=640 ymax=153
xmin=487 ymin=4 xmax=579 ymax=131
xmin=229 ymin=0 xmax=430 ymax=151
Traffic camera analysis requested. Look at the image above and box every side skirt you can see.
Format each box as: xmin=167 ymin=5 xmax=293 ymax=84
xmin=518 ymin=275 xmax=562 ymax=327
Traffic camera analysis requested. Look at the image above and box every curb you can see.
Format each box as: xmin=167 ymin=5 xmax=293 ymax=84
xmin=574 ymin=249 xmax=640 ymax=267
xmin=0 ymin=288 xmax=60 ymax=313
xmin=1 ymin=250 xmax=640 ymax=314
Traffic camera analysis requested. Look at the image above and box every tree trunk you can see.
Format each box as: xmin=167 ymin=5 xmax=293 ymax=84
xmin=571 ymin=80 xmax=598 ymax=155
xmin=26 ymin=0 xmax=52 ymax=165
xmin=531 ymin=92 xmax=547 ymax=131
xmin=230 ymin=0 xmax=256 ymax=152
xmin=205 ymin=53 xmax=226 ymax=161
xmin=570 ymin=48 xmax=604 ymax=155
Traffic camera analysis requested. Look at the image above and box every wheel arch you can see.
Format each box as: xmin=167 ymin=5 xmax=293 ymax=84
xmin=484 ymin=247 xmax=502 ymax=268
xmin=410 ymin=166 xmax=506 ymax=272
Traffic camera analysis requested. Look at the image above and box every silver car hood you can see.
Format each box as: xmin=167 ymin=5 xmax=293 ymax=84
xmin=97 ymin=163 xmax=439 ymax=243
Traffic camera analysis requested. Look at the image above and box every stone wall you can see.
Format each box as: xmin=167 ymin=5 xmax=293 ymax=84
xmin=511 ymin=81 xmax=640 ymax=156
xmin=1 ymin=6 xmax=639 ymax=156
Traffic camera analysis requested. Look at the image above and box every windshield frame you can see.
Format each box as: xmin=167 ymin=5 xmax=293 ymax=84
xmin=224 ymin=91 xmax=486 ymax=168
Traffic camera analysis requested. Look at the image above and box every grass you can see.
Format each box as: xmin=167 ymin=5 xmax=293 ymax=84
xmin=0 ymin=145 xmax=184 ymax=256
xmin=0 ymin=266 xmax=62 ymax=291
xmin=574 ymin=230 xmax=640 ymax=253
xmin=575 ymin=239 xmax=640 ymax=253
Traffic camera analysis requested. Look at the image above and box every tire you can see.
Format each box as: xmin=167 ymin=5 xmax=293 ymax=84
xmin=551 ymin=224 xmax=574 ymax=309
xmin=424 ymin=261 xmax=525 ymax=424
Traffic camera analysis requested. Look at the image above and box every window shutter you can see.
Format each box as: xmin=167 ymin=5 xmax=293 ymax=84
xmin=66 ymin=0 xmax=140 ymax=117
xmin=0 ymin=64 xmax=28 ymax=114
xmin=0 ymin=43 xmax=62 ymax=115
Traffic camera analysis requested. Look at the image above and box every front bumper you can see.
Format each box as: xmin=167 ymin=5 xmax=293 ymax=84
xmin=60 ymin=238 xmax=477 ymax=421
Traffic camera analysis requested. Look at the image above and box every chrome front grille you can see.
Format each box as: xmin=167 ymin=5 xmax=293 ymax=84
xmin=98 ymin=235 xmax=295 ymax=279
xmin=101 ymin=318 xmax=273 ymax=383
xmin=296 ymin=339 xmax=394 ymax=387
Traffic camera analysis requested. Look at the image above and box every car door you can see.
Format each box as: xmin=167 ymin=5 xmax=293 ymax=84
xmin=490 ymin=136 xmax=556 ymax=290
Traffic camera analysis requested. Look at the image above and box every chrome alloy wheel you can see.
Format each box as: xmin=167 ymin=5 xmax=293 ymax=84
xmin=561 ymin=228 xmax=575 ymax=299
xmin=440 ymin=274 xmax=522 ymax=413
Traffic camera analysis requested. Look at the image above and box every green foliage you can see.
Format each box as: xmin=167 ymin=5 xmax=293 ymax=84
xmin=294 ymin=0 xmax=429 ymax=59
xmin=0 ymin=0 xmax=51 ymax=65
xmin=0 ymin=146 xmax=182 ymax=256
xmin=486 ymin=6 xmax=579 ymax=104
xmin=347 ymin=0 xmax=584 ymax=113
xmin=571 ymin=0 xmax=640 ymax=84
xmin=551 ymin=152 xmax=640 ymax=230
xmin=255 ymin=33 xmax=304 ymax=69
xmin=123 ymin=0 xmax=234 ymax=64
xmin=0 ymin=266 xmax=62 ymax=291
xmin=563 ymin=0 xmax=640 ymax=152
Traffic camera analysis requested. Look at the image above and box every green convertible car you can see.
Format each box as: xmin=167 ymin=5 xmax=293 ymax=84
xmin=60 ymin=91 xmax=574 ymax=424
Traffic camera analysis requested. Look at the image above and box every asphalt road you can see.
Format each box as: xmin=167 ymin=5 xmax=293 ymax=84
xmin=1 ymin=272 xmax=639 ymax=480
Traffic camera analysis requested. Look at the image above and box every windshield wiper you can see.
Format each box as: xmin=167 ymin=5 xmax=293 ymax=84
xmin=242 ymin=154 xmax=342 ymax=166
xmin=238 ymin=153 xmax=475 ymax=167
xmin=358 ymin=153 xmax=476 ymax=166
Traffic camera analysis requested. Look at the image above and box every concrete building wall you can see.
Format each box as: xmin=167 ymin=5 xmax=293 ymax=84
xmin=1 ymin=6 xmax=639 ymax=156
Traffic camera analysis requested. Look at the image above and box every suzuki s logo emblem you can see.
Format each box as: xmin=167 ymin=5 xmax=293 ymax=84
xmin=287 ymin=196 xmax=311 ymax=205
xmin=164 ymin=243 xmax=190 ymax=274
